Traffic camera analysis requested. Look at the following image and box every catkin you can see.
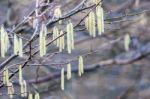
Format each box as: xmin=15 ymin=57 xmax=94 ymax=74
xmin=13 ymin=35 xmax=23 ymax=57
xmin=85 ymin=17 xmax=89 ymax=31
xmin=54 ymin=6 xmax=62 ymax=24
xmin=88 ymin=12 xmax=96 ymax=37
xmin=3 ymin=68 xmax=9 ymax=85
xmin=61 ymin=68 xmax=65 ymax=90
xmin=0 ymin=26 xmax=9 ymax=57
xmin=53 ymin=26 xmax=59 ymax=46
xmin=78 ymin=56 xmax=84 ymax=76
xmin=19 ymin=38 xmax=23 ymax=57
xmin=34 ymin=92 xmax=40 ymax=99
xmin=66 ymin=22 xmax=74 ymax=53
xmin=14 ymin=34 xmax=19 ymax=55
xmin=20 ymin=80 xmax=27 ymax=97
xmin=39 ymin=24 xmax=47 ymax=57
xmin=67 ymin=63 xmax=71 ymax=80
xmin=59 ymin=31 xmax=65 ymax=52
xmin=7 ymin=82 xmax=14 ymax=99
xmin=28 ymin=93 xmax=33 ymax=99
xmin=19 ymin=65 xmax=23 ymax=84
xmin=96 ymin=5 xmax=104 ymax=35
xmin=124 ymin=34 xmax=130 ymax=51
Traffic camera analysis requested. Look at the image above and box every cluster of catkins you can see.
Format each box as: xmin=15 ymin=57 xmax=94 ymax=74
xmin=3 ymin=65 xmax=40 ymax=99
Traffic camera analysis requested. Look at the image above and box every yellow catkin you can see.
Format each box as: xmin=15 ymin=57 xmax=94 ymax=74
xmin=4 ymin=28 xmax=9 ymax=54
xmin=28 ymin=93 xmax=33 ymax=99
xmin=34 ymin=92 xmax=40 ymax=99
xmin=39 ymin=28 xmax=43 ymax=57
xmin=89 ymin=12 xmax=96 ymax=37
xmin=67 ymin=24 xmax=71 ymax=53
xmin=53 ymin=27 xmax=59 ymax=46
xmin=59 ymin=31 xmax=65 ymax=52
xmin=66 ymin=22 xmax=74 ymax=53
xmin=7 ymin=82 xmax=14 ymax=99
xmin=39 ymin=24 xmax=47 ymax=57
xmin=42 ymin=23 xmax=47 ymax=55
xmin=124 ymin=34 xmax=130 ymax=51
xmin=1 ymin=26 xmax=9 ymax=57
xmin=70 ymin=22 xmax=74 ymax=49
xmin=20 ymin=80 xmax=27 ymax=97
xmin=19 ymin=38 xmax=23 ymax=57
xmin=1 ymin=27 xmax=4 ymax=57
xmin=61 ymin=68 xmax=65 ymax=90
xmin=78 ymin=56 xmax=84 ymax=76
xmin=67 ymin=63 xmax=71 ymax=80
xmin=2 ymin=70 xmax=6 ymax=85
xmin=85 ymin=17 xmax=89 ymax=31
xmin=14 ymin=34 xmax=19 ymax=55
xmin=19 ymin=65 xmax=23 ymax=84
xmin=3 ymin=68 xmax=9 ymax=85
xmin=56 ymin=29 xmax=60 ymax=47
xmin=96 ymin=5 xmax=104 ymax=35
xmin=54 ymin=6 xmax=62 ymax=24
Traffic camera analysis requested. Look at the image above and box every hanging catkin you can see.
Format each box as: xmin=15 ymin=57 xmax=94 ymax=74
xmin=28 ymin=93 xmax=33 ymax=99
xmin=96 ymin=5 xmax=104 ymax=35
xmin=54 ymin=6 xmax=62 ymax=24
xmin=13 ymin=34 xmax=23 ymax=57
xmin=3 ymin=68 xmax=9 ymax=85
xmin=124 ymin=34 xmax=130 ymax=51
xmin=20 ymin=80 xmax=27 ymax=97
xmin=85 ymin=17 xmax=89 ymax=31
xmin=34 ymin=92 xmax=40 ymax=99
xmin=88 ymin=12 xmax=96 ymax=37
xmin=0 ymin=26 xmax=9 ymax=57
xmin=39 ymin=23 xmax=47 ymax=57
xmin=61 ymin=68 xmax=65 ymax=90
xmin=78 ymin=56 xmax=84 ymax=76
xmin=66 ymin=22 xmax=74 ymax=53
xmin=53 ymin=26 xmax=59 ymax=46
xmin=67 ymin=63 xmax=71 ymax=80
xmin=14 ymin=34 xmax=18 ymax=55
xmin=59 ymin=31 xmax=65 ymax=52
xmin=19 ymin=65 xmax=23 ymax=84
xmin=19 ymin=38 xmax=23 ymax=57
xmin=7 ymin=82 xmax=14 ymax=99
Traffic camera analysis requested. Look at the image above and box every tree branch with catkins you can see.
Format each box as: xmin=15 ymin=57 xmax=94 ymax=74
xmin=0 ymin=0 xmax=150 ymax=98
